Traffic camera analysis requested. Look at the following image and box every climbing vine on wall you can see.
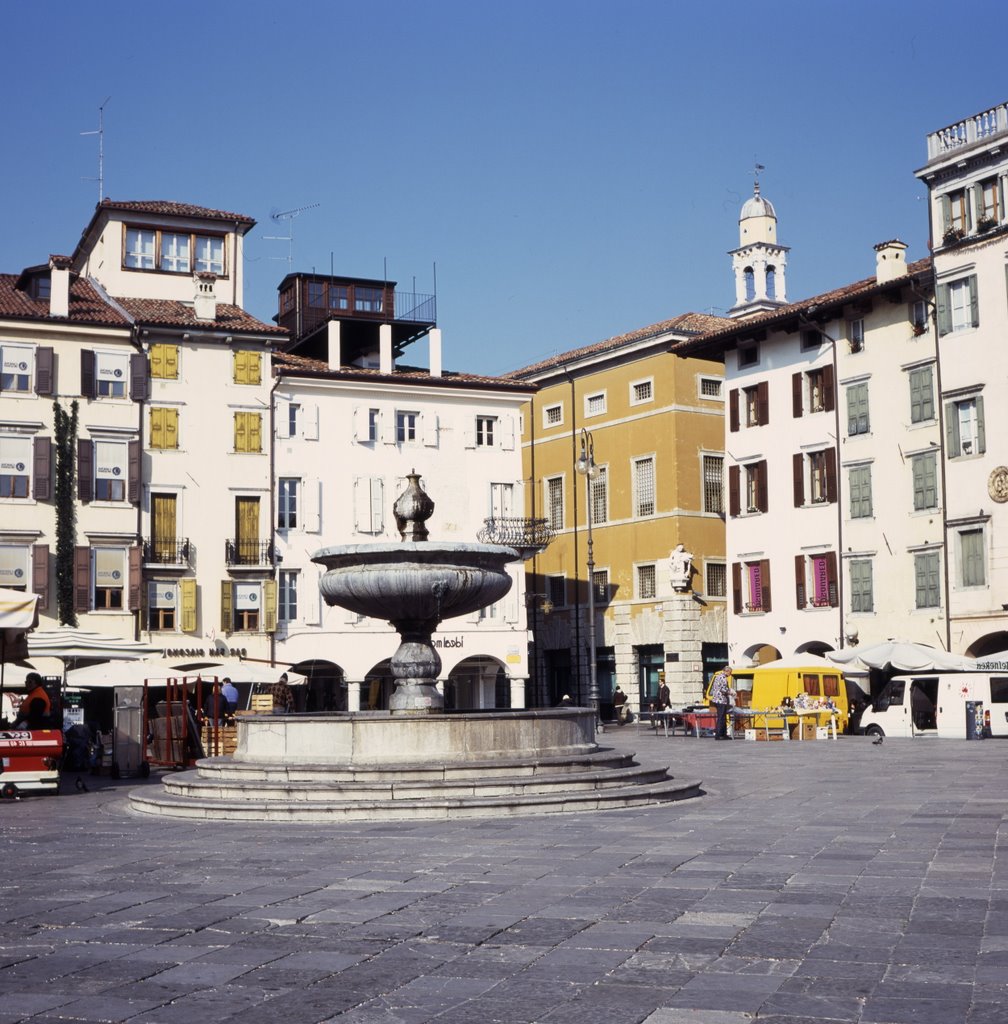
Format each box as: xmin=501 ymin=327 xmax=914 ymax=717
xmin=53 ymin=399 xmax=79 ymax=626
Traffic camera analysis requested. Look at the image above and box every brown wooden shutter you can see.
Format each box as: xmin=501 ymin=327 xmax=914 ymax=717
xmin=32 ymin=544 xmax=49 ymax=609
xmin=77 ymin=438 xmax=93 ymax=503
xmin=128 ymin=546 xmax=141 ymax=611
xmin=80 ymin=350 xmax=95 ymax=399
xmin=130 ymin=352 xmax=149 ymax=401
xmin=32 ymin=437 xmax=51 ymax=500
xmin=793 ymin=452 xmax=804 ymax=507
xmin=728 ymin=465 xmax=740 ymax=517
xmin=795 ymin=554 xmax=806 ymax=609
xmin=74 ymin=546 xmax=91 ymax=611
xmin=220 ymin=580 xmax=233 ymax=633
xmin=823 ymin=364 xmax=835 ymax=412
xmin=35 ymin=347 xmax=54 ymax=396
xmin=732 ymin=562 xmax=742 ymax=614
xmin=757 ymin=381 xmax=769 ymax=425
xmin=128 ymin=439 xmax=141 ymax=504
xmin=729 ymin=388 xmax=739 ymax=432
xmin=827 ymin=551 xmax=839 ymax=607
xmin=792 ymin=372 xmax=803 ymax=417
xmin=825 ymin=447 xmax=838 ymax=503
xmin=756 ymin=460 xmax=768 ymax=512
xmin=760 ymin=559 xmax=772 ymax=612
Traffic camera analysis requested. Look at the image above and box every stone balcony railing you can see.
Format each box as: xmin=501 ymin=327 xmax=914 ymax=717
xmin=926 ymin=102 xmax=1008 ymax=161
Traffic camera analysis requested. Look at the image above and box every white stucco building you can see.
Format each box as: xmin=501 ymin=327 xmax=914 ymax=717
xmin=916 ymin=101 xmax=1008 ymax=656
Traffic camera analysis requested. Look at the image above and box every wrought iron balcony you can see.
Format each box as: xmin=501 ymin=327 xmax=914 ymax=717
xmin=142 ymin=538 xmax=192 ymax=567
xmin=225 ymin=539 xmax=274 ymax=568
xmin=477 ymin=517 xmax=554 ymax=561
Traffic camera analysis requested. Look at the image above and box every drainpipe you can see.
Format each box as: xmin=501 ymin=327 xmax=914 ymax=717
xmin=564 ymin=369 xmax=582 ymax=704
xmin=133 ymin=323 xmax=146 ymax=642
xmin=269 ymin=356 xmax=280 ymax=668
xmin=528 ymin=392 xmax=539 ymax=704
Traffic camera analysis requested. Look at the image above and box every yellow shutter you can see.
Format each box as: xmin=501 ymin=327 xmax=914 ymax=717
xmin=249 ymin=412 xmax=262 ymax=452
xmin=263 ymin=579 xmax=277 ymax=633
xmin=150 ymin=344 xmax=164 ymax=378
xmin=233 ymin=350 xmax=245 ymax=384
xmin=164 ymin=344 xmax=178 ymax=379
xmin=165 ymin=408 xmax=178 ymax=449
xmin=180 ymin=577 xmax=196 ymax=632
xmin=234 ymin=412 xmax=245 ymax=452
xmin=150 ymin=407 xmax=164 ymax=449
xmin=220 ymin=580 xmax=232 ymax=632
xmin=249 ymin=351 xmax=262 ymax=385
xmin=150 ymin=344 xmax=179 ymax=379
xmin=152 ymin=494 xmax=176 ymax=561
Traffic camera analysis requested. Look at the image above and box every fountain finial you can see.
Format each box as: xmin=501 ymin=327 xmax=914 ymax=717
xmin=393 ymin=470 xmax=435 ymax=542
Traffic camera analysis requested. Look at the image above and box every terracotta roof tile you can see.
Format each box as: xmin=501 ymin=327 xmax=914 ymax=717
xmin=0 ymin=274 xmax=129 ymax=326
xmin=95 ymin=199 xmax=256 ymax=228
xmin=679 ymin=257 xmax=933 ymax=351
xmin=506 ymin=311 xmax=732 ymax=378
xmin=117 ymin=297 xmax=285 ymax=338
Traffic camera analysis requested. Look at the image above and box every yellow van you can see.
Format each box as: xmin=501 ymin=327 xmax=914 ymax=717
xmin=707 ymin=658 xmax=850 ymax=735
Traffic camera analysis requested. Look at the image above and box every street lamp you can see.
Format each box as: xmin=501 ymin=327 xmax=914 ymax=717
xmin=575 ymin=428 xmax=600 ymax=729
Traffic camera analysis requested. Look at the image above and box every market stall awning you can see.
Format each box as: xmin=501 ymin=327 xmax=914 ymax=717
xmin=0 ymin=587 xmax=40 ymax=664
xmin=67 ymin=657 xmax=304 ymax=689
xmin=827 ymin=641 xmax=977 ymax=673
xmin=27 ymin=629 xmax=161 ymax=662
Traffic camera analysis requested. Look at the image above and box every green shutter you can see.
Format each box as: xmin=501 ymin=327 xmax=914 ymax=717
xmin=937 ymin=284 xmax=951 ymax=336
xmin=945 ymin=401 xmax=961 ymax=457
xmin=968 ymin=274 xmax=980 ymax=327
xmin=976 ymin=396 xmax=986 ymax=454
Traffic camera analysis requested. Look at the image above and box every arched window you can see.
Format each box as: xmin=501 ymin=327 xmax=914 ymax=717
xmin=744 ymin=267 xmax=755 ymax=302
xmin=766 ymin=266 xmax=776 ymax=300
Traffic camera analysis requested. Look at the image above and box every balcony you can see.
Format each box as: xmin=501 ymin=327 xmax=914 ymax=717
xmin=477 ymin=517 xmax=554 ymax=561
xmin=225 ymin=539 xmax=274 ymax=569
xmin=142 ymin=538 xmax=192 ymax=569
xmin=926 ymin=103 xmax=1008 ymax=162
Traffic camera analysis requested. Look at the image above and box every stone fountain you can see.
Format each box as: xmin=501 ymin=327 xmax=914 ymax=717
xmin=130 ymin=475 xmax=701 ymax=822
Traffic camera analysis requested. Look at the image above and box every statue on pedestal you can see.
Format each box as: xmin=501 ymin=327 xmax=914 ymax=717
xmin=670 ymin=544 xmax=693 ymax=592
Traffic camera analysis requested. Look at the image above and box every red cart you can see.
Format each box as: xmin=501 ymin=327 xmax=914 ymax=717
xmin=0 ymin=729 xmax=63 ymax=798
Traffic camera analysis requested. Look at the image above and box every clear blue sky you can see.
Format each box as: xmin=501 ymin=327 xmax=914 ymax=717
xmin=1 ymin=1 xmax=1003 ymax=375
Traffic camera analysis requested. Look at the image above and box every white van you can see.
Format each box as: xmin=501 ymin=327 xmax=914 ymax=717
xmin=860 ymin=673 xmax=1008 ymax=738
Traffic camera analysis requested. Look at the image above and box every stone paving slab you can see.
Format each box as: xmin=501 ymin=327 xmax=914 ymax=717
xmin=1 ymin=732 xmax=1007 ymax=1022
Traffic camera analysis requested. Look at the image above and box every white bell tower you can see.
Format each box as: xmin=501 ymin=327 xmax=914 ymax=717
xmin=729 ymin=171 xmax=789 ymax=318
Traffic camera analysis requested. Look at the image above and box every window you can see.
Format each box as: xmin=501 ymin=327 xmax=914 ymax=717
xmin=706 ymin=562 xmax=727 ymax=598
xmin=94 ymin=441 xmax=127 ymax=501
xmin=732 ymin=382 xmax=767 ymax=430
xmin=0 ymin=435 xmax=31 ymax=498
xmin=278 ymin=478 xmax=299 ymax=530
xmin=801 ymin=329 xmax=822 ymax=350
xmin=592 ymin=569 xmax=610 ymax=604
xmin=125 ymin=228 xmax=156 ymax=269
xmin=396 ymin=411 xmax=419 ymax=443
xmin=95 ymin=351 xmax=128 ymax=398
xmin=910 ymin=299 xmax=928 ymax=335
xmin=585 ymin=392 xmax=606 ymax=417
xmin=637 ymin=563 xmax=656 ymax=600
xmin=912 ymin=452 xmax=938 ymax=511
xmin=908 ymin=366 xmax=935 ymax=423
xmin=147 ymin=581 xmax=178 ymax=631
xmin=796 ymin=553 xmax=838 ymax=608
xmin=490 ymin=482 xmax=515 ymax=518
xmin=94 ymin=547 xmax=126 ymax=609
xmin=353 ymin=477 xmax=384 ymax=534
xmin=233 ymin=412 xmax=263 ymax=453
xmin=807 ymin=368 xmax=829 ymax=413
xmin=848 ymin=318 xmax=865 ymax=353
xmin=546 ymin=476 xmax=564 ymax=531
xmin=959 ymin=528 xmax=986 ymax=588
xmin=793 ymin=448 xmax=837 ymax=507
xmin=914 ymin=550 xmax=941 ymax=609
xmin=286 ymin=403 xmax=300 ymax=438
xmin=745 ymin=386 xmax=760 ymax=426
xmin=699 ymin=376 xmax=722 ymax=398
xmin=848 ymin=464 xmax=873 ymax=519
xmin=978 ymin=177 xmax=1000 ymax=226
xmin=547 ymin=575 xmax=566 ymax=608
xmin=728 ymin=460 xmax=766 ymax=516
xmin=0 ymin=545 xmax=30 ymax=590
xmin=630 ymin=378 xmax=653 ymax=405
xmin=160 ymin=233 xmax=190 ymax=273
xmin=745 ymin=462 xmax=765 ymax=513
xmin=702 ymin=455 xmax=724 ymax=514
xmin=279 ymin=570 xmax=298 ymax=623
xmin=233 ymin=350 xmax=262 ymax=385
xmin=946 ymin=396 xmax=985 ymax=457
xmin=329 ymin=285 xmax=349 ymax=310
xmin=737 ymin=344 xmax=758 ymax=368
xmin=846 ymin=382 xmax=870 ymax=436
xmin=543 ymin=403 xmax=563 ymax=428
xmin=233 ymin=581 xmax=261 ymax=631
xmin=849 ymin=559 xmax=874 ymax=613
xmin=149 ymin=407 xmax=179 ymax=450
xmin=633 ymin=456 xmax=655 ymax=517
xmin=150 ymin=343 xmax=178 ymax=379
xmin=809 ymin=451 xmax=830 ymax=504
xmin=1 ymin=343 xmax=33 ymax=392
xmin=354 ymin=287 xmax=384 ymax=313
xmin=732 ymin=559 xmax=771 ymax=613
xmin=367 ymin=408 xmax=379 ymax=442
xmin=590 ymin=466 xmax=608 ymax=525
xmin=937 ymin=276 xmax=979 ymax=335
xmin=944 ymin=189 xmax=968 ymax=235
xmin=476 ymin=415 xmax=497 ymax=447
xmin=307 ymin=282 xmax=325 ymax=308
xmin=194 ymin=235 xmax=224 ymax=275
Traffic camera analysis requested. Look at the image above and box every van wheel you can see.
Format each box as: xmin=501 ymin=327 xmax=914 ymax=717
xmin=864 ymin=725 xmax=884 ymax=738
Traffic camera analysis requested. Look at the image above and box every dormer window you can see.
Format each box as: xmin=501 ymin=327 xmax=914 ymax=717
xmin=123 ymin=226 xmax=226 ymax=276
xmin=160 ymin=233 xmax=191 ymax=273
xmin=125 ymin=228 xmax=156 ymax=269
xmin=194 ymin=235 xmax=224 ymax=275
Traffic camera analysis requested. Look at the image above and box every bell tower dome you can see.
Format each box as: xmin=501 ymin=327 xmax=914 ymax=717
xmin=729 ymin=174 xmax=789 ymax=318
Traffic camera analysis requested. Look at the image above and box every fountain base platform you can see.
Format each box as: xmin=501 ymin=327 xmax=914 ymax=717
xmin=129 ymin=709 xmax=702 ymax=822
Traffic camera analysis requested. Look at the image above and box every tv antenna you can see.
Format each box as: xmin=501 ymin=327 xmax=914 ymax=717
xmin=81 ymin=96 xmax=111 ymax=202
xmin=264 ymin=203 xmax=320 ymax=269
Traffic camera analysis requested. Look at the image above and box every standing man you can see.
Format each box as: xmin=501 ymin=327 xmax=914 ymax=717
xmin=709 ymin=666 xmax=734 ymax=740
xmin=271 ymin=673 xmax=295 ymax=714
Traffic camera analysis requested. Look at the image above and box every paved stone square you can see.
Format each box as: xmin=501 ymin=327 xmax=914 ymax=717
xmin=1 ymin=729 xmax=1006 ymax=1023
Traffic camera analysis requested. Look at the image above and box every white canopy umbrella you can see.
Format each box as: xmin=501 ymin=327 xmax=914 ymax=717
xmin=0 ymin=588 xmax=41 ymax=709
xmin=67 ymin=656 xmax=304 ymax=690
xmin=28 ymin=628 xmax=161 ymax=663
xmin=827 ymin=640 xmax=977 ymax=673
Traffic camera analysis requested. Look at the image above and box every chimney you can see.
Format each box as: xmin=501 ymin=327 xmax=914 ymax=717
xmin=428 ymin=327 xmax=442 ymax=378
xmin=193 ymin=272 xmax=218 ymax=321
xmin=327 ymin=319 xmax=341 ymax=371
xmin=48 ymin=255 xmax=71 ymax=318
xmin=379 ymin=323 xmax=393 ymax=374
xmin=874 ymin=240 xmax=908 ymax=285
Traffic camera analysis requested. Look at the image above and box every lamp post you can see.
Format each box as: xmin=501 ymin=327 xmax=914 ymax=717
xmin=575 ymin=428 xmax=600 ymax=729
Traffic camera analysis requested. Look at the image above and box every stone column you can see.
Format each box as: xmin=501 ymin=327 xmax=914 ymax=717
xmin=509 ymin=676 xmax=527 ymax=710
xmin=346 ymin=680 xmax=361 ymax=713
xmin=661 ymin=592 xmax=705 ymax=707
